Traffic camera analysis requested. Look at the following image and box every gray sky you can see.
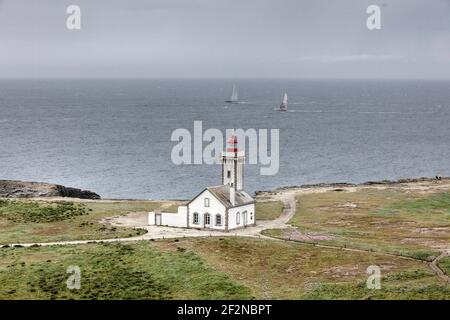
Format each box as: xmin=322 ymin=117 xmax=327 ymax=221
xmin=1 ymin=0 xmax=450 ymax=78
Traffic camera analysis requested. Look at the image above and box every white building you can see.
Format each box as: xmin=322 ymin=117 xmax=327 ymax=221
xmin=149 ymin=136 xmax=255 ymax=231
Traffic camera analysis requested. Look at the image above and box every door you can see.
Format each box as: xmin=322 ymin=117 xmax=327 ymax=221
xmin=155 ymin=213 xmax=162 ymax=226
xmin=204 ymin=213 xmax=211 ymax=228
xmin=242 ymin=211 xmax=247 ymax=226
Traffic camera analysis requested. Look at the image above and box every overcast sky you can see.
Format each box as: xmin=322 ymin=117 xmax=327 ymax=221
xmin=1 ymin=0 xmax=449 ymax=78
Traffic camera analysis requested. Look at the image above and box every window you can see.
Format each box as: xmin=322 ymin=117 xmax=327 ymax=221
xmin=227 ymin=170 xmax=231 ymax=178
xmin=215 ymin=214 xmax=222 ymax=226
xmin=193 ymin=213 xmax=199 ymax=224
xmin=250 ymin=212 xmax=253 ymax=221
xmin=204 ymin=214 xmax=211 ymax=226
xmin=236 ymin=212 xmax=240 ymax=225
xmin=204 ymin=198 xmax=210 ymax=207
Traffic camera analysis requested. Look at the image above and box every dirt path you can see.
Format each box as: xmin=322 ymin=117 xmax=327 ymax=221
xmin=430 ymin=250 xmax=450 ymax=284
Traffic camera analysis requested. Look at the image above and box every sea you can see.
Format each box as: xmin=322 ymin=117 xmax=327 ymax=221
xmin=0 ymin=78 xmax=449 ymax=199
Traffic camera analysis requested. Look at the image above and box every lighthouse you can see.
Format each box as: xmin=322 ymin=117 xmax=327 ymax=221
xmin=221 ymin=135 xmax=245 ymax=191
xmin=149 ymin=134 xmax=255 ymax=231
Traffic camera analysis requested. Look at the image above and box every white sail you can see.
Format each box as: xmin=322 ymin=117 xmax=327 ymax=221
xmin=279 ymin=92 xmax=288 ymax=111
xmin=231 ymin=85 xmax=238 ymax=102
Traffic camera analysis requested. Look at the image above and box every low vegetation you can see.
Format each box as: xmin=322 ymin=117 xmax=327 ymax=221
xmin=388 ymin=192 xmax=450 ymax=216
xmin=0 ymin=200 xmax=87 ymax=223
xmin=276 ymin=188 xmax=450 ymax=259
xmin=1 ymin=186 xmax=448 ymax=300
xmin=0 ymin=199 xmax=165 ymax=244
xmin=439 ymin=257 xmax=450 ymax=275
xmin=154 ymin=237 xmax=450 ymax=299
xmin=1 ymin=238 xmax=447 ymax=300
xmin=0 ymin=241 xmax=252 ymax=300
xmin=255 ymin=201 xmax=284 ymax=220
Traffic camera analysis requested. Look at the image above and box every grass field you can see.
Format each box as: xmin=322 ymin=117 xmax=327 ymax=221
xmin=263 ymin=188 xmax=450 ymax=260
xmin=0 ymin=199 xmax=164 ymax=244
xmin=0 ymin=237 xmax=448 ymax=300
xmin=440 ymin=257 xmax=450 ymax=275
xmin=255 ymin=201 xmax=284 ymax=220
xmin=0 ymin=240 xmax=251 ymax=299
xmin=0 ymin=187 xmax=448 ymax=300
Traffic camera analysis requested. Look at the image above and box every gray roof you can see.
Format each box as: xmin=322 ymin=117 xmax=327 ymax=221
xmin=205 ymin=185 xmax=254 ymax=209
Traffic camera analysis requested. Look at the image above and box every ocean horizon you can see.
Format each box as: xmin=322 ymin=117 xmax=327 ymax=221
xmin=1 ymin=78 xmax=449 ymax=199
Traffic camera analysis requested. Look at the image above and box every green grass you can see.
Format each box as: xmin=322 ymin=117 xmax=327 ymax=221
xmin=285 ymin=188 xmax=450 ymax=259
xmin=0 ymin=200 xmax=87 ymax=223
xmin=261 ymin=228 xmax=440 ymax=262
xmin=1 ymin=237 xmax=447 ymax=300
xmin=155 ymin=237 xmax=449 ymax=299
xmin=439 ymin=257 xmax=450 ymax=275
xmin=389 ymin=193 xmax=450 ymax=215
xmin=297 ymin=282 xmax=450 ymax=300
xmin=0 ymin=241 xmax=252 ymax=300
xmin=1 ymin=187 xmax=449 ymax=300
xmin=0 ymin=199 xmax=166 ymax=244
xmin=256 ymin=201 xmax=284 ymax=220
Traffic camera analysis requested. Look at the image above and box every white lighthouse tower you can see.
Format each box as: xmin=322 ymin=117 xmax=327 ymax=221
xmin=221 ymin=135 xmax=245 ymax=191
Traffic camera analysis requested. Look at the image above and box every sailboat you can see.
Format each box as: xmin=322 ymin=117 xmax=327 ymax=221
xmin=225 ymin=84 xmax=239 ymax=104
xmin=278 ymin=93 xmax=288 ymax=111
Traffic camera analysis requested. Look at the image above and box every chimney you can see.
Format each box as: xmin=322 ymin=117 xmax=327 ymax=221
xmin=230 ymin=184 xmax=236 ymax=206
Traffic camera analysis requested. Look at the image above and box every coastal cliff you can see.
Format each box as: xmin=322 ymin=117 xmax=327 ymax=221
xmin=0 ymin=180 xmax=100 ymax=199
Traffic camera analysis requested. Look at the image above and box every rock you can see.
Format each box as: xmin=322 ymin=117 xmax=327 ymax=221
xmin=0 ymin=180 xmax=100 ymax=199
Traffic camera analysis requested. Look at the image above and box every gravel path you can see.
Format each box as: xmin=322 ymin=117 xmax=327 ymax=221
xmin=430 ymin=250 xmax=450 ymax=284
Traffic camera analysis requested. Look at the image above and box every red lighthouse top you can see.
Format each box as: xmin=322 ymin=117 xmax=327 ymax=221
xmin=226 ymin=135 xmax=239 ymax=153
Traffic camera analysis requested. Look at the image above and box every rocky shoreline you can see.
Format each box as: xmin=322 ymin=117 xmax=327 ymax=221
xmin=0 ymin=180 xmax=100 ymax=200
xmin=1 ymin=176 xmax=447 ymax=201
xmin=255 ymin=176 xmax=449 ymax=195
